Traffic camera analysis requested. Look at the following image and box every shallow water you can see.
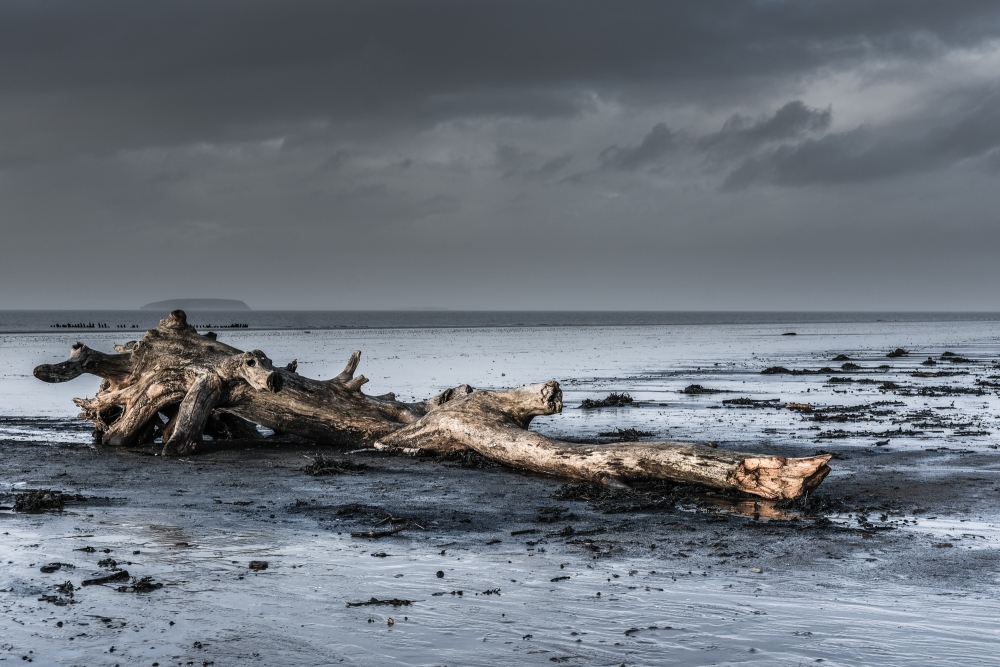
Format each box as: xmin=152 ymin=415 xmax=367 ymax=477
xmin=3 ymin=316 xmax=1000 ymax=665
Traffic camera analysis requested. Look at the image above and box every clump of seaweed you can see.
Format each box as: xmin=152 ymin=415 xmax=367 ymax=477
xmin=301 ymin=456 xmax=367 ymax=476
xmin=38 ymin=581 xmax=76 ymax=606
xmin=580 ymin=392 xmax=633 ymax=409
xmin=13 ymin=489 xmax=79 ymax=513
xmin=886 ymin=348 xmax=908 ymax=358
xmin=681 ymin=384 xmax=723 ymax=395
xmin=761 ymin=367 xmax=837 ymax=375
xmin=722 ymin=397 xmax=782 ymax=409
xmin=116 ymin=576 xmax=163 ymax=593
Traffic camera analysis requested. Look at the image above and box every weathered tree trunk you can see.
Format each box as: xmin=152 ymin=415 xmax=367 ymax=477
xmin=33 ymin=310 xmax=831 ymax=500
xmin=375 ymin=381 xmax=830 ymax=500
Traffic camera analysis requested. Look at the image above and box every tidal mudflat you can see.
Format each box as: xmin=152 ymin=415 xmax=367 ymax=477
xmin=3 ymin=319 xmax=1000 ymax=665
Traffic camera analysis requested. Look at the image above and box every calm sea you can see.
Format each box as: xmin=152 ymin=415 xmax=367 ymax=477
xmin=1 ymin=310 xmax=999 ymax=333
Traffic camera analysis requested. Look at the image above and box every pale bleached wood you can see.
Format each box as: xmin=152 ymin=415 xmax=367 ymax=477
xmin=33 ymin=309 xmax=831 ymax=499
xmin=375 ymin=382 xmax=831 ymax=500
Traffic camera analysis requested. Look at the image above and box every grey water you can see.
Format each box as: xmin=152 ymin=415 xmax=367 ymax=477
xmin=3 ymin=309 xmax=1000 ymax=334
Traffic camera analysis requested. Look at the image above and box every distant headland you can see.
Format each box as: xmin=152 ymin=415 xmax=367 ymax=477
xmin=141 ymin=299 xmax=251 ymax=311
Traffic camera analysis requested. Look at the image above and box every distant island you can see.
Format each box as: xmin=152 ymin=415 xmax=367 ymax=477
xmin=141 ymin=299 xmax=251 ymax=311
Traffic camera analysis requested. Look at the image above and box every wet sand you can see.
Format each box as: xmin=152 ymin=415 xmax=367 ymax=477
xmin=3 ymin=321 xmax=1000 ymax=665
xmin=2 ymin=425 xmax=1000 ymax=666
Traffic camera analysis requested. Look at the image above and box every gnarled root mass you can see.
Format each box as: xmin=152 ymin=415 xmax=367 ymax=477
xmin=33 ymin=310 xmax=831 ymax=500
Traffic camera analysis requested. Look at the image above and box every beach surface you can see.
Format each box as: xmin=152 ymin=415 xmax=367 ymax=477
xmin=3 ymin=316 xmax=1000 ymax=665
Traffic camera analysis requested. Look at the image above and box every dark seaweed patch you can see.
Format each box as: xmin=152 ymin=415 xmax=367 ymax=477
xmin=761 ymin=367 xmax=837 ymax=375
xmin=681 ymin=385 xmax=725 ymax=395
xmin=346 ymin=597 xmax=412 ymax=607
xmin=13 ymin=489 xmax=84 ymax=513
xmin=597 ymin=428 xmax=655 ymax=442
xmin=722 ymin=397 xmax=782 ymax=409
xmin=116 ymin=576 xmax=164 ymax=593
xmin=581 ymin=393 xmax=634 ymax=408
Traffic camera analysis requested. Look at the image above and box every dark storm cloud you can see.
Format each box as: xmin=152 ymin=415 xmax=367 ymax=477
xmin=2 ymin=0 xmax=1000 ymax=162
xmin=599 ymin=124 xmax=677 ymax=171
xmin=598 ymin=100 xmax=831 ymax=172
xmin=724 ymin=94 xmax=1000 ymax=189
xmin=699 ymin=101 xmax=833 ymax=155
xmin=3 ymin=1 xmax=1000 ymax=310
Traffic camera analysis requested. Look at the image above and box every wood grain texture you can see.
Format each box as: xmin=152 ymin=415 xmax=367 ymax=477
xmin=33 ymin=309 xmax=831 ymax=499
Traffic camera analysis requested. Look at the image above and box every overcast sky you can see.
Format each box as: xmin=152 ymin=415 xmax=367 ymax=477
xmin=1 ymin=1 xmax=999 ymax=310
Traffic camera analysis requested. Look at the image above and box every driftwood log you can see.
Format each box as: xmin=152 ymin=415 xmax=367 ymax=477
xmin=33 ymin=310 xmax=831 ymax=500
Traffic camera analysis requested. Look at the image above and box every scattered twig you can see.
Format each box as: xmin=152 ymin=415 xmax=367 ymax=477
xmin=346 ymin=597 xmax=413 ymax=607
xmin=351 ymin=523 xmax=410 ymax=538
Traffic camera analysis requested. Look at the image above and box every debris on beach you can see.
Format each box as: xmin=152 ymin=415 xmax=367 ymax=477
xmin=761 ymin=366 xmax=837 ymax=375
xmin=39 ymin=581 xmax=76 ymax=606
xmin=886 ymin=348 xmax=909 ymax=358
xmin=301 ymin=455 xmax=367 ymax=476
xmin=681 ymin=384 xmax=725 ymax=394
xmin=82 ymin=570 xmax=131 ymax=586
xmin=799 ymin=401 xmax=903 ymax=423
xmin=815 ymin=427 xmax=924 ymax=440
xmin=346 ymin=597 xmax=412 ymax=607
xmin=39 ymin=562 xmax=73 ymax=573
xmin=248 ymin=560 xmax=268 ymax=571
xmin=351 ymin=523 xmax=410 ymax=538
xmin=13 ymin=489 xmax=82 ymax=513
xmin=116 ymin=576 xmax=163 ymax=593
xmin=581 ymin=392 xmax=634 ymax=408
xmin=722 ymin=397 xmax=782 ymax=409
